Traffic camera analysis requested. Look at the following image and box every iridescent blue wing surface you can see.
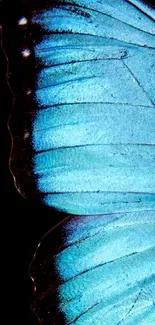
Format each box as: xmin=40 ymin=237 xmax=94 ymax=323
xmin=30 ymin=0 xmax=155 ymax=215
xmin=30 ymin=213 xmax=155 ymax=325
xmin=28 ymin=1 xmax=155 ymax=323
xmin=2 ymin=1 xmax=155 ymax=325
xmin=2 ymin=0 xmax=155 ymax=215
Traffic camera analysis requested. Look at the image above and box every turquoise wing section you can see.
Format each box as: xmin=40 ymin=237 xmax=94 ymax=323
xmin=29 ymin=212 xmax=155 ymax=325
xmin=32 ymin=0 xmax=155 ymax=215
xmin=56 ymin=213 xmax=155 ymax=325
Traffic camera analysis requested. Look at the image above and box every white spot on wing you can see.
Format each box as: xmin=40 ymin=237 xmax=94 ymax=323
xmin=18 ymin=17 xmax=28 ymax=26
xmin=22 ymin=49 xmax=31 ymax=58
xmin=24 ymin=132 xmax=29 ymax=139
xmin=26 ymin=89 xmax=32 ymax=95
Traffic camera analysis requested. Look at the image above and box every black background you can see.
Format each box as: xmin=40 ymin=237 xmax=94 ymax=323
xmin=0 ymin=32 xmax=64 ymax=325
xmin=0 ymin=3 xmax=63 ymax=323
xmin=0 ymin=37 xmax=59 ymax=325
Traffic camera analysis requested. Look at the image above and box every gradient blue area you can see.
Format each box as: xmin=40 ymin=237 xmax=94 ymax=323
xmin=33 ymin=103 xmax=155 ymax=149
xmin=32 ymin=0 xmax=155 ymax=215
xmin=33 ymin=0 xmax=155 ymax=34
xmin=54 ymin=213 xmax=155 ymax=324
xmin=34 ymin=144 xmax=155 ymax=196
xmin=31 ymin=2 xmax=155 ymax=323
xmin=44 ymin=192 xmax=155 ymax=215
xmin=32 ymin=2 xmax=155 ymax=47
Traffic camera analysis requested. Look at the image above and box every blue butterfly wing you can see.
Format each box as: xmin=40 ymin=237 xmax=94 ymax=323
xmin=31 ymin=0 xmax=155 ymax=215
xmin=57 ymin=213 xmax=155 ymax=325
xmin=30 ymin=212 xmax=155 ymax=324
xmin=28 ymin=2 xmax=155 ymax=324
xmin=2 ymin=1 xmax=155 ymax=324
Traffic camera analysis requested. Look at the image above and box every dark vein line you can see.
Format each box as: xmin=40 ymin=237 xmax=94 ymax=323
xmin=36 ymin=44 xmax=130 ymax=52
xmin=53 ymin=214 xmax=155 ymax=258
xmin=63 ymin=209 xmax=155 ymax=217
xmin=36 ymin=101 xmax=155 ymax=111
xmin=40 ymin=215 xmax=125 ymax=264
xmin=126 ymin=0 xmax=155 ymax=22
xmin=58 ymin=246 xmax=154 ymax=284
xmin=33 ymin=3 xmax=155 ymax=36
xmin=34 ymin=32 xmax=155 ymax=50
xmin=56 ymin=222 xmax=155 ymax=257
xmin=60 ymin=252 xmax=140 ymax=282
xmin=64 ymin=3 xmax=155 ymax=35
xmin=37 ymin=275 xmax=154 ymax=323
xmin=24 ymin=101 xmax=155 ymax=113
xmin=37 ymin=75 xmax=100 ymax=91
xmin=69 ymin=301 xmax=99 ymax=325
xmin=116 ymin=282 xmax=144 ymax=325
xmin=54 ymin=215 xmax=126 ymax=254
xmin=37 ymin=57 xmax=124 ymax=70
xmin=44 ymin=190 xmax=155 ymax=195
xmin=35 ymin=143 xmax=155 ymax=154
xmin=122 ymin=59 xmax=155 ymax=106
xmin=35 ymin=41 xmax=128 ymax=53
xmin=64 ymin=276 xmax=153 ymax=325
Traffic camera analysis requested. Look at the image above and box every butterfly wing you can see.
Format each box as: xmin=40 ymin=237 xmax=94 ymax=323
xmin=2 ymin=1 xmax=155 ymax=324
xmin=30 ymin=212 xmax=155 ymax=325
xmin=30 ymin=0 xmax=155 ymax=214
xmin=2 ymin=0 xmax=155 ymax=214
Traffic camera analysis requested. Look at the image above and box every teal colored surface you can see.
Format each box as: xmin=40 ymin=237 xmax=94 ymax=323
xmin=44 ymin=192 xmax=155 ymax=215
xmin=55 ymin=212 xmax=155 ymax=324
xmin=32 ymin=0 xmax=155 ymax=215
xmin=33 ymin=103 xmax=155 ymax=150
xmin=31 ymin=2 xmax=155 ymax=323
